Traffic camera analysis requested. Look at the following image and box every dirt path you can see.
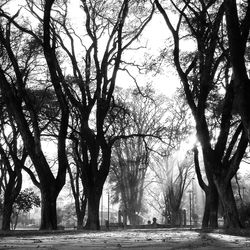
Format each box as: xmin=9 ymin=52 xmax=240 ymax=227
xmin=1 ymin=228 xmax=250 ymax=249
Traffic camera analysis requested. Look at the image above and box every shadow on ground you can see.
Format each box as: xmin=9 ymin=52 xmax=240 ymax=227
xmin=1 ymin=228 xmax=250 ymax=249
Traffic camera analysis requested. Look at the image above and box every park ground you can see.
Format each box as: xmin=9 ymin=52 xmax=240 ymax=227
xmin=1 ymin=228 xmax=250 ymax=250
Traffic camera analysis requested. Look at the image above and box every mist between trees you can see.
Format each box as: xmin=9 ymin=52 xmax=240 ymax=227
xmin=0 ymin=0 xmax=250 ymax=231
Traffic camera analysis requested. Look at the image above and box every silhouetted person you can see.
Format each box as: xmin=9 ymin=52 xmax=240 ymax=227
xmin=152 ymin=217 xmax=158 ymax=228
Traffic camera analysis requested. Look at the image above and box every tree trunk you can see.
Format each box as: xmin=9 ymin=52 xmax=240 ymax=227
xmin=202 ymin=191 xmax=219 ymax=229
xmin=40 ymin=186 xmax=58 ymax=230
xmin=75 ymin=198 xmax=87 ymax=229
xmin=193 ymin=146 xmax=219 ymax=228
xmin=207 ymin=184 xmax=219 ymax=228
xmin=171 ymin=210 xmax=181 ymax=226
xmin=85 ymin=185 xmax=102 ymax=230
xmin=128 ymin=213 xmax=135 ymax=226
xmin=215 ymin=178 xmax=242 ymax=228
xmin=1 ymin=170 xmax=22 ymax=231
xmin=202 ymin=194 xmax=210 ymax=228
xmin=76 ymin=213 xmax=84 ymax=229
xmin=2 ymin=200 xmax=13 ymax=231
xmin=127 ymin=211 xmax=141 ymax=226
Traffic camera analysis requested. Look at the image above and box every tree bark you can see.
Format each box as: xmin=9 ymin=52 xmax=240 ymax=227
xmin=2 ymin=200 xmax=13 ymax=231
xmin=200 ymin=185 xmax=218 ymax=229
xmin=202 ymin=194 xmax=210 ymax=228
xmin=128 ymin=213 xmax=136 ymax=226
xmin=127 ymin=211 xmax=142 ymax=226
xmin=1 ymin=169 xmax=22 ymax=231
xmin=75 ymin=198 xmax=87 ymax=229
xmin=208 ymin=185 xmax=219 ymax=228
xmin=194 ymin=147 xmax=218 ymax=228
xmin=85 ymin=185 xmax=102 ymax=230
xmin=214 ymin=177 xmax=242 ymax=228
xmin=214 ymin=125 xmax=247 ymax=229
xmin=39 ymin=185 xmax=59 ymax=230
xmin=76 ymin=213 xmax=85 ymax=229
xmin=67 ymin=158 xmax=87 ymax=229
xmin=171 ymin=210 xmax=181 ymax=226
xmin=225 ymin=0 xmax=250 ymax=142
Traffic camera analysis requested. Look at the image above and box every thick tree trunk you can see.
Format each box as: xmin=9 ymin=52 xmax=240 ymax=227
xmin=85 ymin=185 xmax=102 ymax=230
xmin=194 ymin=147 xmax=219 ymax=228
xmin=40 ymin=186 xmax=58 ymax=230
xmin=128 ymin=213 xmax=136 ymax=226
xmin=236 ymin=79 xmax=250 ymax=143
xmin=171 ymin=210 xmax=181 ymax=226
xmin=202 ymin=187 xmax=218 ymax=229
xmin=127 ymin=211 xmax=142 ymax=226
xmin=76 ymin=213 xmax=84 ymax=229
xmin=208 ymin=184 xmax=219 ymax=228
xmin=2 ymin=201 xmax=13 ymax=231
xmin=198 ymin=167 xmax=218 ymax=228
xmin=215 ymin=179 xmax=242 ymax=228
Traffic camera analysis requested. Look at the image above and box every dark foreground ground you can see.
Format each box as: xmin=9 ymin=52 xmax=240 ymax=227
xmin=1 ymin=228 xmax=250 ymax=250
